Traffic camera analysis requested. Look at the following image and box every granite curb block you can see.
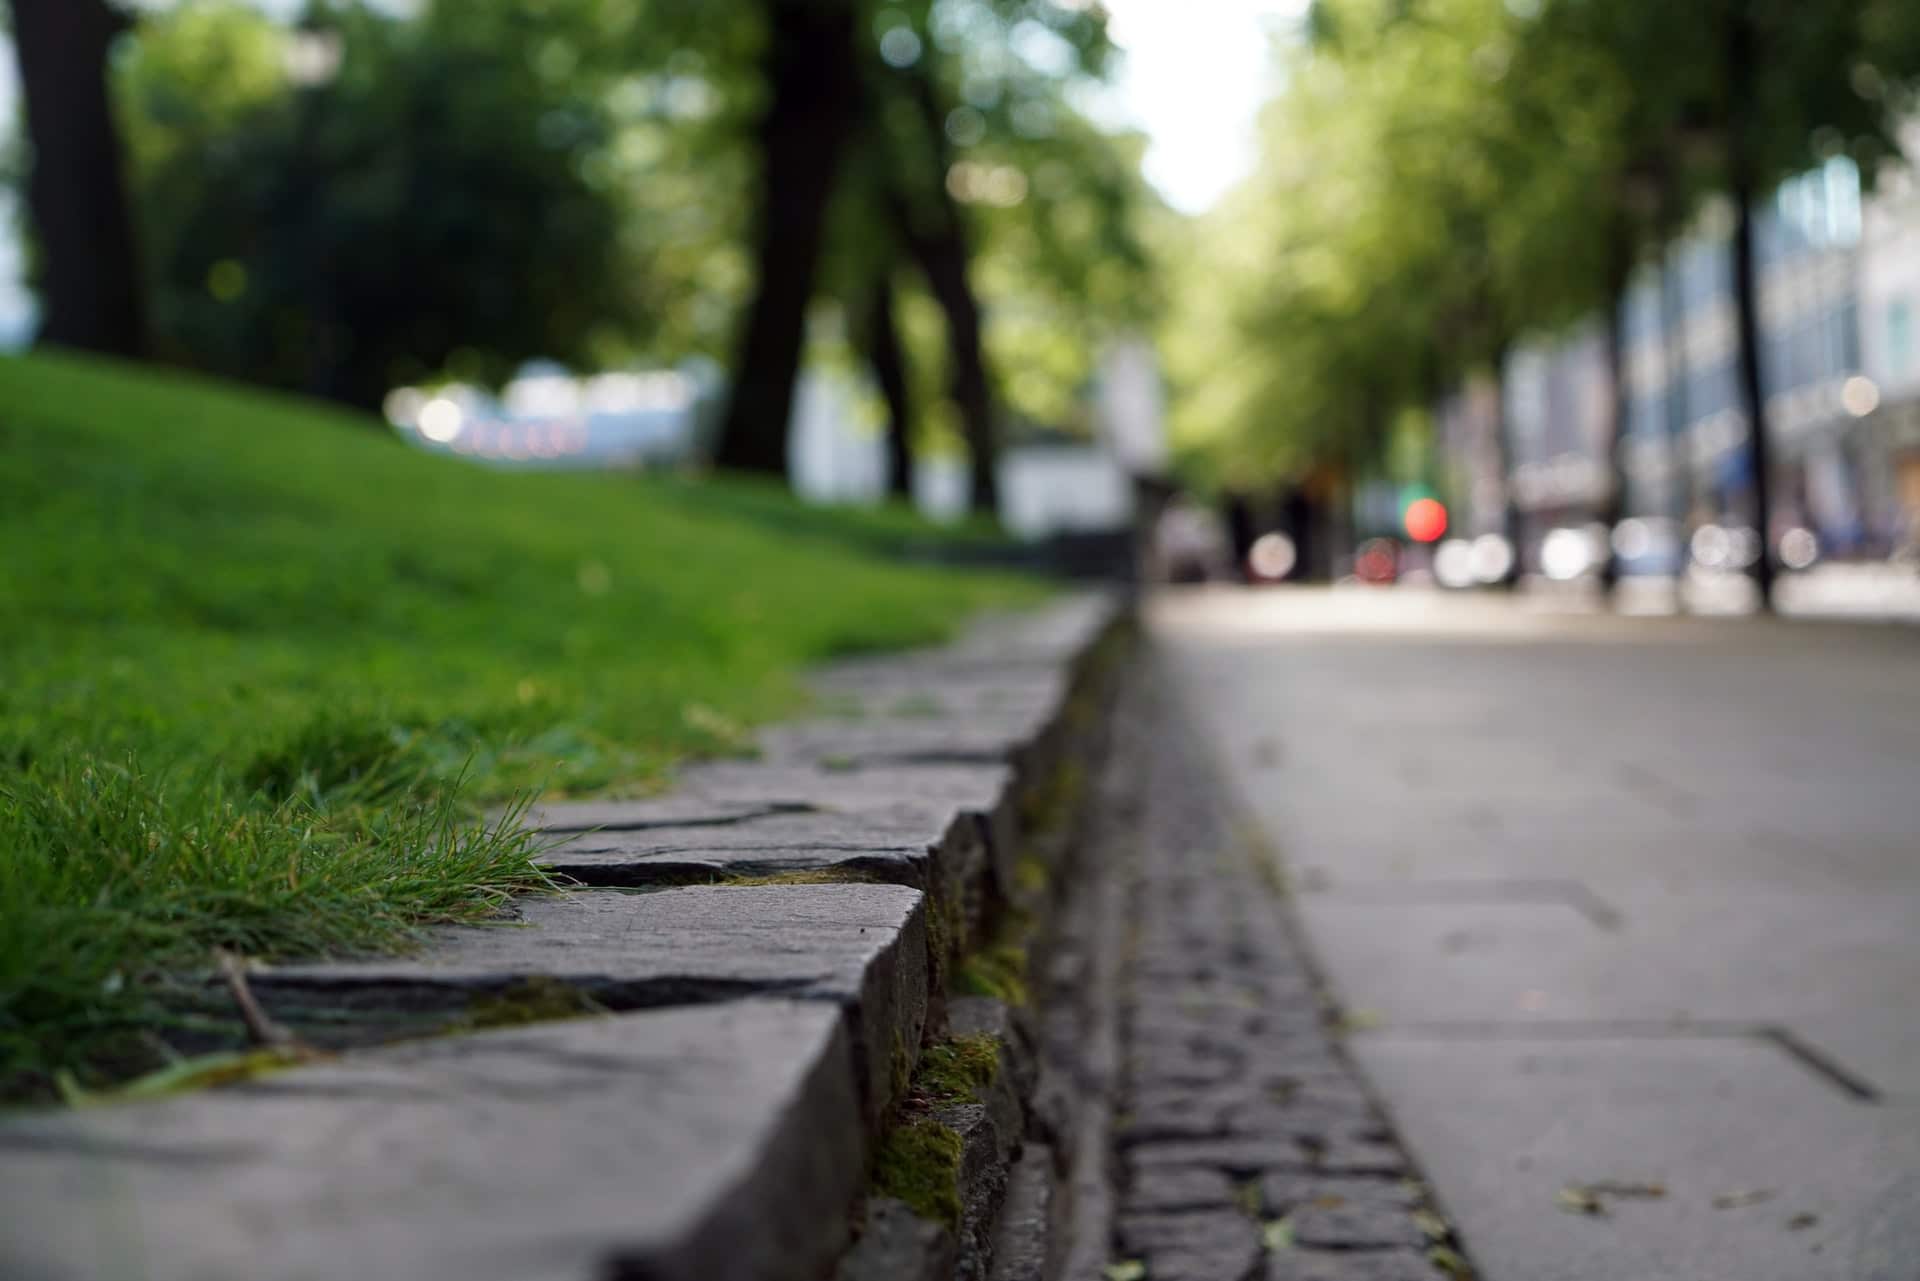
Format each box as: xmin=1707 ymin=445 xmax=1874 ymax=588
xmin=0 ymin=591 xmax=1129 ymax=1281
xmin=249 ymin=882 xmax=930 ymax=1128
xmin=0 ymin=1001 xmax=865 ymax=1281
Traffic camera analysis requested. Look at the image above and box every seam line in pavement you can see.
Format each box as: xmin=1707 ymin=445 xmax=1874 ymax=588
xmin=1353 ymin=1021 xmax=1883 ymax=1104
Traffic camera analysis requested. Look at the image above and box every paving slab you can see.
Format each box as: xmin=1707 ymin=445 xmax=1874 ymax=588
xmin=0 ymin=1000 xmax=865 ymax=1281
xmin=251 ymin=884 xmax=927 ymax=1124
xmin=1153 ymin=587 xmax=1920 ymax=1281
xmin=1352 ymin=1033 xmax=1920 ymax=1281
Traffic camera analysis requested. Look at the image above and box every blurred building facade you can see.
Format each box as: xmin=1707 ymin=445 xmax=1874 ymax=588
xmin=1860 ymin=122 xmax=1920 ymax=556
xmin=1444 ymin=139 xmax=1920 ymax=576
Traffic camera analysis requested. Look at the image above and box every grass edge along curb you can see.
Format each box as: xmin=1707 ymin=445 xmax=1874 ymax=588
xmin=0 ymin=351 xmax=1041 ymax=1098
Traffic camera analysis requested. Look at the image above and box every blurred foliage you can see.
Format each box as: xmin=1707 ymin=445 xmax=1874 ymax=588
xmin=1167 ymin=0 xmax=1920 ymax=495
xmin=93 ymin=0 xmax=1156 ymax=436
xmin=114 ymin=0 xmax=753 ymax=408
xmin=818 ymin=0 xmax=1160 ymax=452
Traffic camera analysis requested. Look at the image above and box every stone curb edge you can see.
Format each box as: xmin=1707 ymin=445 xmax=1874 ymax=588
xmin=0 ymin=590 xmax=1134 ymax=1281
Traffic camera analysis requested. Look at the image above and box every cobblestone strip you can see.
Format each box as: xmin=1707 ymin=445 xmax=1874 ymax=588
xmin=1090 ymin=659 xmax=1469 ymax=1281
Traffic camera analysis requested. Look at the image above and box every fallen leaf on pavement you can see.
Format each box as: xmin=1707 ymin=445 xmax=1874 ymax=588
xmin=1556 ymin=1186 xmax=1605 ymax=1216
xmin=1787 ymin=1212 xmax=1819 ymax=1231
xmin=1556 ymin=1179 xmax=1666 ymax=1217
xmin=1586 ymin=1180 xmax=1666 ymax=1200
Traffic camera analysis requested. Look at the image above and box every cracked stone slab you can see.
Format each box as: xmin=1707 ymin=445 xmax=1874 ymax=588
xmin=0 ymin=1001 xmax=866 ymax=1281
xmin=526 ymin=763 xmax=1020 ymax=913
xmin=251 ymin=884 xmax=927 ymax=1125
xmin=525 ymin=761 xmax=1015 ymax=834
xmin=539 ymin=803 xmax=986 ymax=890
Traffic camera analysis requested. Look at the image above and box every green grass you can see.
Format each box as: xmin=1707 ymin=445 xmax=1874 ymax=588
xmin=0 ymin=351 xmax=1041 ymax=1095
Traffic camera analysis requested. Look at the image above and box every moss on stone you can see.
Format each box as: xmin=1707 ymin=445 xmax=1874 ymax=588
xmin=1017 ymin=760 xmax=1085 ymax=835
xmin=956 ymin=939 xmax=1030 ymax=1007
xmin=722 ymin=867 xmax=890 ymax=888
xmin=1013 ymin=854 xmax=1050 ymax=899
xmin=873 ymin=1117 xmax=964 ymax=1229
xmin=889 ymin=1029 xmax=914 ymax=1105
xmin=924 ymin=882 xmax=968 ymax=994
xmin=455 ymin=977 xmax=605 ymax=1031
xmin=915 ymin=1033 xmax=1000 ymax=1106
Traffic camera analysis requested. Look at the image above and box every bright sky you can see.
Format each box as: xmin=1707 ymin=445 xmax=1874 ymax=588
xmin=1096 ymin=0 xmax=1311 ymax=213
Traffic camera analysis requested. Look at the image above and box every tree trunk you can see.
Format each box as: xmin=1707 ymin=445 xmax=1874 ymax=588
xmin=714 ymin=0 xmax=860 ymax=478
xmin=900 ymin=215 xmax=996 ymax=516
xmin=858 ymin=272 xmax=915 ymax=501
xmin=10 ymin=0 xmax=147 ymax=358
xmin=1596 ymin=220 xmax=1633 ymax=599
xmin=1729 ymin=189 xmax=1775 ymax=609
xmin=1488 ymin=343 xmax=1523 ymax=587
xmin=1725 ymin=8 xmax=1776 ymax=611
xmin=1660 ymin=242 xmax=1693 ymax=607
xmin=892 ymin=70 xmax=998 ymax=517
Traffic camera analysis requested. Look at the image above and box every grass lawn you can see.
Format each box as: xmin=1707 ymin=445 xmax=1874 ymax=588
xmin=0 ymin=352 xmax=1042 ymax=1096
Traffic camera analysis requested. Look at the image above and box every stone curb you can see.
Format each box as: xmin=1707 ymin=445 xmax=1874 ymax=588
xmin=0 ymin=1001 xmax=866 ymax=1281
xmin=0 ymin=590 xmax=1129 ymax=1281
xmin=247 ymin=882 xmax=931 ymax=1131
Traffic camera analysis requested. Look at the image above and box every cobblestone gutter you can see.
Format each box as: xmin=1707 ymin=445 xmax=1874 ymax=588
xmin=0 ymin=593 xmax=1126 ymax=1281
xmin=1036 ymin=654 xmax=1474 ymax=1281
xmin=830 ymin=642 xmax=1479 ymax=1281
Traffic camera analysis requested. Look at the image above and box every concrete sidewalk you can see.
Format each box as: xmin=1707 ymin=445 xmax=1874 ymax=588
xmin=1152 ymin=588 xmax=1920 ymax=1281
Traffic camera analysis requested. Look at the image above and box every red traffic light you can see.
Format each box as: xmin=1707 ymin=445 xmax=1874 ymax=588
xmin=1404 ymin=497 xmax=1448 ymax=543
